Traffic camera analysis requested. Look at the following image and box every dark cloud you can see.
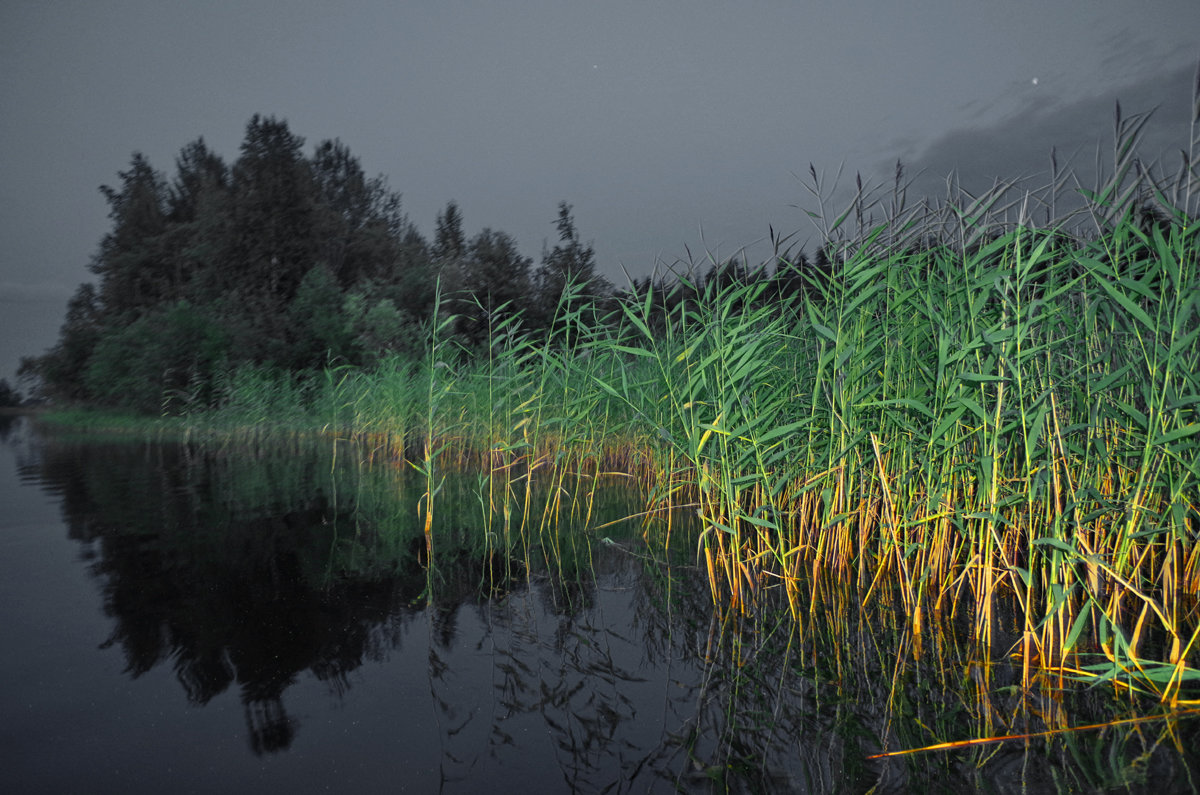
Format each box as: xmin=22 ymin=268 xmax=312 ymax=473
xmin=894 ymin=61 xmax=1197 ymax=205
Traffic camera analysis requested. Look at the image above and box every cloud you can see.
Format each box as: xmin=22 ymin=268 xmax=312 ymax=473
xmin=888 ymin=61 xmax=1196 ymax=205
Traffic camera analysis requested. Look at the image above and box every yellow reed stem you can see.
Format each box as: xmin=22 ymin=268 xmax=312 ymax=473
xmin=868 ymin=708 xmax=1200 ymax=760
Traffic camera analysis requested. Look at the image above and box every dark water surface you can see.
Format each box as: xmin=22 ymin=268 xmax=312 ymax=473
xmin=2 ymin=415 xmax=1197 ymax=794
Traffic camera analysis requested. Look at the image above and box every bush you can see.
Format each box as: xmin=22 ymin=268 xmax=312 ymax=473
xmin=84 ymin=302 xmax=230 ymax=413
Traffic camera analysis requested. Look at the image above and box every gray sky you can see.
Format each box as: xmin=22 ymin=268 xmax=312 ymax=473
xmin=2 ymin=0 xmax=1197 ymax=385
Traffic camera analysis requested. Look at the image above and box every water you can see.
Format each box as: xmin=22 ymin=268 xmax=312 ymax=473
xmin=1 ymin=415 xmax=1197 ymax=793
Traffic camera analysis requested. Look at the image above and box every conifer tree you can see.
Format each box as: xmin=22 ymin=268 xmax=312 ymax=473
xmin=226 ymin=115 xmax=317 ymax=309
xmin=456 ymin=228 xmax=532 ymax=345
xmin=533 ymin=202 xmax=606 ymax=328
xmin=91 ymin=153 xmax=169 ymax=321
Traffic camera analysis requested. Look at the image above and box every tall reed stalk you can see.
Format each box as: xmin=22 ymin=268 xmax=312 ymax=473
xmin=411 ymin=279 xmax=458 ymax=566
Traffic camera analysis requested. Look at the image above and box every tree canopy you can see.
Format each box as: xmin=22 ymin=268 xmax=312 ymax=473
xmin=21 ymin=116 xmax=613 ymax=411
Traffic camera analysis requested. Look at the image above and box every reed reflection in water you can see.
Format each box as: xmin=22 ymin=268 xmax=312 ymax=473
xmin=1 ymin=417 xmax=1197 ymax=793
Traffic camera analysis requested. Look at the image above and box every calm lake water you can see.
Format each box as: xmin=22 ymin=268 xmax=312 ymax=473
xmin=2 ymin=414 xmax=1197 ymax=794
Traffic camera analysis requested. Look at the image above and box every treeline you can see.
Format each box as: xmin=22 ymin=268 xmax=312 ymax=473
xmin=22 ymin=114 xmax=846 ymax=415
xmin=19 ymin=115 xmax=613 ymax=412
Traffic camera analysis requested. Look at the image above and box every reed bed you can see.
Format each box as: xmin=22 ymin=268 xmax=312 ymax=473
xmin=175 ymin=79 xmax=1200 ymax=701
xmin=284 ymin=214 xmax=1198 ymax=701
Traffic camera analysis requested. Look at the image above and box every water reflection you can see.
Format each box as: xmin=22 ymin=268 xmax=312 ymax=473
xmin=0 ymin=412 xmax=21 ymax=441
xmin=22 ymin=433 xmax=410 ymax=755
xmin=4 ymin=420 xmax=1199 ymax=793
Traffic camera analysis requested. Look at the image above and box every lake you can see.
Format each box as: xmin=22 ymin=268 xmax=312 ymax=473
xmin=1 ymin=414 xmax=1197 ymax=793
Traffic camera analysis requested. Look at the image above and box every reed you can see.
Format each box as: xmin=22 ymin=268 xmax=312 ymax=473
xmin=151 ymin=71 xmax=1200 ymax=698
xmin=195 ymin=223 xmax=1198 ymax=698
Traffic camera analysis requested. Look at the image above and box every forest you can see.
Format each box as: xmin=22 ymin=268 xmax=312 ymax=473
xmin=17 ymin=115 xmax=623 ymax=411
xmin=18 ymin=114 xmax=850 ymax=414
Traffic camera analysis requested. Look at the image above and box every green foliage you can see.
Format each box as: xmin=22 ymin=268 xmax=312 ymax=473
xmin=212 ymin=363 xmax=314 ymax=428
xmin=51 ymin=208 xmax=1200 ymax=695
xmin=91 ymin=152 xmax=171 ymax=321
xmin=286 ymin=265 xmax=356 ymax=369
xmin=23 ymin=114 xmax=607 ymax=412
xmin=454 ymin=228 xmax=533 ymax=346
xmin=20 ymin=283 xmax=103 ymax=402
xmin=343 ymin=292 xmax=420 ymax=362
xmin=83 ymin=301 xmax=230 ymax=413
xmin=432 ymin=200 xmax=466 ymax=263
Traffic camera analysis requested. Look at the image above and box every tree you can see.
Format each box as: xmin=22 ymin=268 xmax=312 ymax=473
xmin=90 ymin=153 xmax=171 ymax=321
xmin=533 ymin=202 xmax=607 ymax=328
xmin=225 ymin=115 xmax=318 ymax=311
xmin=19 ymin=283 xmax=103 ymax=402
xmin=430 ymin=200 xmax=469 ymax=310
xmin=27 ymin=115 xmax=580 ymax=412
xmin=0 ymin=378 xmax=22 ymax=408
xmin=309 ymin=139 xmax=408 ymax=287
xmin=432 ymin=201 xmax=466 ymax=263
xmin=285 ymin=265 xmax=354 ymax=369
xmin=83 ymin=301 xmax=230 ymax=412
xmin=343 ymin=292 xmax=418 ymax=362
xmin=388 ymin=225 xmax=436 ymax=320
xmin=456 ymin=228 xmax=533 ymax=345
xmin=165 ymin=138 xmax=230 ymax=305
xmin=168 ymin=138 xmax=229 ymax=223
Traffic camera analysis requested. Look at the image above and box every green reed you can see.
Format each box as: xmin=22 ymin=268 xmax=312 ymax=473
xmin=215 ymin=211 xmax=1192 ymax=699
xmin=150 ymin=230 xmax=1198 ymax=698
xmin=152 ymin=74 xmax=1200 ymax=699
xmin=569 ymin=206 xmax=1195 ymax=696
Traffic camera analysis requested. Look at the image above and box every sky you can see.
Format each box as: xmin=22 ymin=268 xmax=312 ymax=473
xmin=1 ymin=0 xmax=1197 ymax=386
